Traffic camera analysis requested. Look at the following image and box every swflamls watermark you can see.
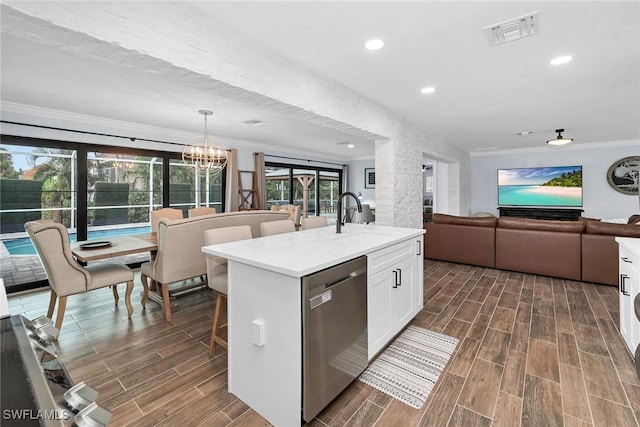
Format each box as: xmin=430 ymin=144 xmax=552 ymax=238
xmin=3 ymin=409 xmax=71 ymax=421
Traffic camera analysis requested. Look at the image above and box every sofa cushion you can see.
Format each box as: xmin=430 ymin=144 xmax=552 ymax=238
xmin=424 ymin=222 xmax=496 ymax=268
xmin=496 ymin=227 xmax=582 ymax=281
xmin=433 ymin=213 xmax=497 ymax=227
xmin=497 ymin=217 xmax=584 ymax=233
xmin=585 ymin=221 xmax=640 ymax=237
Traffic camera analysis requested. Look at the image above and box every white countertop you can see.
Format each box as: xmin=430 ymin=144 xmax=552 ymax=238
xmin=615 ymin=237 xmax=640 ymax=256
xmin=202 ymin=223 xmax=425 ymax=277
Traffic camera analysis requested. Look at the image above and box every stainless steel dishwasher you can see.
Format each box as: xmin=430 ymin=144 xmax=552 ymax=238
xmin=302 ymin=255 xmax=368 ymax=422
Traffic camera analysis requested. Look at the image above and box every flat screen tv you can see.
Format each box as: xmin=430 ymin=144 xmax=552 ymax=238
xmin=497 ymin=165 xmax=583 ymax=207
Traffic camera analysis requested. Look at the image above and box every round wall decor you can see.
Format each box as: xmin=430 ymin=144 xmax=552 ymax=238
xmin=607 ymin=156 xmax=639 ymax=195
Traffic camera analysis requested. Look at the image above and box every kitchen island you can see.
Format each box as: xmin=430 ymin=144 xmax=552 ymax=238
xmin=202 ymin=223 xmax=425 ymax=426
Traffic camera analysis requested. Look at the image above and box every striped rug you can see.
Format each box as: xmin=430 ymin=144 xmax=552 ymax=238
xmin=359 ymin=326 xmax=459 ymax=409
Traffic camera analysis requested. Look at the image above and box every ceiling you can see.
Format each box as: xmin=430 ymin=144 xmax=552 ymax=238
xmin=1 ymin=1 xmax=639 ymax=159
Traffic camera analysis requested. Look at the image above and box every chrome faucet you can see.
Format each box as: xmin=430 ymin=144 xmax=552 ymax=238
xmin=336 ymin=192 xmax=362 ymax=233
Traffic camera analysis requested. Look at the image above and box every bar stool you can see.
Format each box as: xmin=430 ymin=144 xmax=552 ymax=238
xmin=260 ymin=219 xmax=296 ymax=236
xmin=300 ymin=216 xmax=328 ymax=230
xmin=204 ymin=225 xmax=253 ymax=356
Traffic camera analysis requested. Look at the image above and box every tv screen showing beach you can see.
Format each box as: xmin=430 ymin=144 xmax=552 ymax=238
xmin=498 ymin=166 xmax=583 ymax=207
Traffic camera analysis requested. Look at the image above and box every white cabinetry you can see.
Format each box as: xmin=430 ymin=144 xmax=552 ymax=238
xmin=618 ymin=242 xmax=640 ymax=356
xmin=367 ymin=236 xmax=424 ymax=359
xmin=204 ymin=224 xmax=426 ymax=426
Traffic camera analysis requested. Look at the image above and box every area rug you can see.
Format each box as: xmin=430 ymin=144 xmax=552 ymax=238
xmin=359 ymin=326 xmax=459 ymax=409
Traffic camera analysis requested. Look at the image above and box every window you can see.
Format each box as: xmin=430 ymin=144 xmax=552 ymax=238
xmin=87 ymin=150 xmax=163 ymax=231
xmin=0 ymin=136 xmax=225 ymax=292
xmin=1 ymin=143 xmax=77 ymax=232
xmin=266 ymin=162 xmax=342 ymax=224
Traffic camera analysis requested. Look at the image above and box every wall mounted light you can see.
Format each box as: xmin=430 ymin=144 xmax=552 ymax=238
xmin=357 ymin=192 xmax=363 ymax=199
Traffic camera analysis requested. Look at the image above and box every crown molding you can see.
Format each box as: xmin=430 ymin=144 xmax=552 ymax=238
xmin=1 ymin=101 xmax=196 ymax=142
xmin=470 ymin=139 xmax=639 ymax=157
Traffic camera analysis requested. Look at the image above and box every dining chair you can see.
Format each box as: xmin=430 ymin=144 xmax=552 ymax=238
xmin=355 ymin=204 xmax=375 ymax=224
xmin=204 ymin=225 xmax=253 ymax=356
xmin=188 ymin=207 xmax=217 ymax=217
xmin=270 ymin=204 xmax=302 ymax=228
xmin=151 ymin=208 xmax=183 ymax=233
xmin=25 ymin=220 xmax=135 ymax=331
xmin=300 ymin=216 xmax=328 ymax=230
xmin=260 ymin=219 xmax=296 ymax=236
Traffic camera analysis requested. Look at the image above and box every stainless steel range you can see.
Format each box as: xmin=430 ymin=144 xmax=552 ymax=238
xmin=1 ymin=303 xmax=112 ymax=426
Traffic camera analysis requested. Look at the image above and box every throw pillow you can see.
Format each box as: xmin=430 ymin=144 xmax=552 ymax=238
xmin=472 ymin=211 xmax=496 ymax=218
xmin=628 ymin=214 xmax=640 ymax=224
xmin=601 ymin=217 xmax=628 ymax=224
xmin=578 ymin=216 xmax=601 ymax=223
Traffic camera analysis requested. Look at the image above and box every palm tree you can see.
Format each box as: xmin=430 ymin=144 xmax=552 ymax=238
xmin=27 ymin=148 xmax=74 ymax=225
xmin=0 ymin=148 xmax=19 ymax=178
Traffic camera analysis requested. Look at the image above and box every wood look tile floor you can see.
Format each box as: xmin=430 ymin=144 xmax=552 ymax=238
xmin=8 ymin=260 xmax=640 ymax=427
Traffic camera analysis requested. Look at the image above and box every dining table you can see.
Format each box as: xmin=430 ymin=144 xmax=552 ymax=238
xmin=71 ymin=233 xmax=157 ymax=264
xmin=71 ymin=232 xmax=203 ymax=312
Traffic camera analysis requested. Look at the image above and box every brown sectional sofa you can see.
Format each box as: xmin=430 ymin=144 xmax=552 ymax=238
xmin=424 ymin=213 xmax=640 ymax=286
xmin=424 ymin=215 xmax=497 ymax=268
xmin=495 ymin=217 xmax=583 ymax=281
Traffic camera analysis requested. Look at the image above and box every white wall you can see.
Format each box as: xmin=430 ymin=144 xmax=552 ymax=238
xmin=347 ymin=159 xmax=375 ymax=206
xmin=471 ymin=140 xmax=639 ymax=219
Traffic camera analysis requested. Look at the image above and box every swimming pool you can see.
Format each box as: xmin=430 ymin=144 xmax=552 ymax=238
xmin=3 ymin=225 xmax=151 ymax=255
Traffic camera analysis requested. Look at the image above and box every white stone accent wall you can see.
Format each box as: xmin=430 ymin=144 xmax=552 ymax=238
xmin=2 ymin=2 xmax=470 ymax=228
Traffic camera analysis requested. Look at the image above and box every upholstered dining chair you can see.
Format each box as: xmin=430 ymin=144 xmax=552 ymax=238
xmin=151 ymin=208 xmax=183 ymax=233
xmin=300 ymin=216 xmax=328 ymax=230
xmin=204 ymin=225 xmax=253 ymax=356
xmin=188 ymin=207 xmax=217 ymax=217
xmin=25 ymin=220 xmax=135 ymax=331
xmin=270 ymin=204 xmax=302 ymax=228
xmin=260 ymin=219 xmax=296 ymax=236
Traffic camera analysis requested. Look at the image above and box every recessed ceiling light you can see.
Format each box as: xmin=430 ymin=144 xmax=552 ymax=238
xmin=420 ymin=87 xmax=436 ymax=94
xmin=336 ymin=141 xmax=355 ymax=148
xmin=365 ymin=39 xmax=384 ymax=50
xmin=550 ymin=55 xmax=573 ymax=65
xmin=517 ymin=131 xmax=534 ymax=136
xmin=242 ymin=119 xmax=265 ymax=126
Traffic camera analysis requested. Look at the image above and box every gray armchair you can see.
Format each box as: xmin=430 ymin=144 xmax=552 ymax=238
xmin=355 ymin=204 xmax=375 ymax=224
xmin=25 ymin=220 xmax=135 ymax=331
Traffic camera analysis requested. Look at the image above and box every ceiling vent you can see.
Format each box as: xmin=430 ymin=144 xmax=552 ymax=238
xmin=483 ymin=11 xmax=539 ymax=46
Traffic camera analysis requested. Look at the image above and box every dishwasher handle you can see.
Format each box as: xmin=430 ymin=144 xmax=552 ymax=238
xmin=324 ymin=266 xmax=367 ymax=289
xmin=308 ymin=265 xmax=367 ymax=310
